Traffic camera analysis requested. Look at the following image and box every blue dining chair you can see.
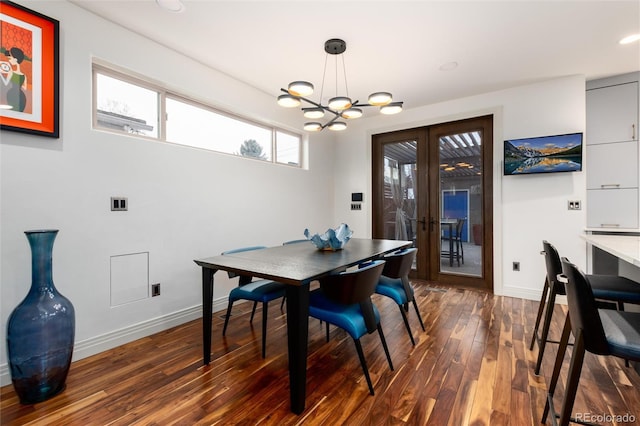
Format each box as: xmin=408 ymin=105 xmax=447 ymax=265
xmin=221 ymin=246 xmax=287 ymax=358
xmin=309 ymin=259 xmax=394 ymax=395
xmin=543 ymin=257 xmax=640 ymax=426
xmin=374 ymin=247 xmax=425 ymax=346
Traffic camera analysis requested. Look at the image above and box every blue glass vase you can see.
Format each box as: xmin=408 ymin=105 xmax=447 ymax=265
xmin=7 ymin=230 xmax=75 ymax=404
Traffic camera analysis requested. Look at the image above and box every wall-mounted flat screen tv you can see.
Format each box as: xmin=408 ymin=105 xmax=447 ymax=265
xmin=503 ymin=132 xmax=583 ymax=175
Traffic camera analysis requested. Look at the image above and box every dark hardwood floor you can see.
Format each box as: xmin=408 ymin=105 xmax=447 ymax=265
xmin=2 ymin=282 xmax=639 ymax=425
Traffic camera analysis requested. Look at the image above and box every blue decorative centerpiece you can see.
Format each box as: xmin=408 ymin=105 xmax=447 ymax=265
xmin=304 ymin=223 xmax=353 ymax=251
xmin=7 ymin=230 xmax=75 ymax=404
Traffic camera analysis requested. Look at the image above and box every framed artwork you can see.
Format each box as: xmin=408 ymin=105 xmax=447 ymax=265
xmin=0 ymin=0 xmax=59 ymax=138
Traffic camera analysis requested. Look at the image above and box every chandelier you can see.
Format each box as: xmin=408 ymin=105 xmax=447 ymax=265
xmin=277 ymin=38 xmax=403 ymax=132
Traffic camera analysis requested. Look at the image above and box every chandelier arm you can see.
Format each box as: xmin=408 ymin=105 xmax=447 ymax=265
xmin=280 ymin=88 xmax=342 ymax=118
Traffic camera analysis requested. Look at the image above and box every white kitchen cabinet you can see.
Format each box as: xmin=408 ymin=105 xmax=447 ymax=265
xmin=586 ymin=82 xmax=638 ymax=145
xmin=586 ymin=73 xmax=640 ymax=230
xmin=587 ymin=188 xmax=639 ymax=229
xmin=586 ymin=141 xmax=638 ymax=190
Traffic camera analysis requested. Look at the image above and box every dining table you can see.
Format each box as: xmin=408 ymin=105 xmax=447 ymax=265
xmin=193 ymin=237 xmax=412 ymax=414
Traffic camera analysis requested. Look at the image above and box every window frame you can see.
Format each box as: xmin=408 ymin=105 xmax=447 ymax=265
xmin=92 ymin=62 xmax=303 ymax=168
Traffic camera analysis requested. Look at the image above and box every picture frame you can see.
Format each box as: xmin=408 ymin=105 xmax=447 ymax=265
xmin=0 ymin=0 xmax=59 ymax=138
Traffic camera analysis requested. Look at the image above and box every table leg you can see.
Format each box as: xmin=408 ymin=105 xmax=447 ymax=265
xmin=202 ymin=267 xmax=215 ymax=365
xmin=285 ymin=284 xmax=310 ymax=414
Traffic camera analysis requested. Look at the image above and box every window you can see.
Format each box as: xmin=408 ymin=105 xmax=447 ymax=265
xmin=93 ymin=64 xmax=301 ymax=167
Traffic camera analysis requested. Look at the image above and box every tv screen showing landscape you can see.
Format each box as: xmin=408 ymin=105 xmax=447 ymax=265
xmin=503 ymin=132 xmax=583 ymax=175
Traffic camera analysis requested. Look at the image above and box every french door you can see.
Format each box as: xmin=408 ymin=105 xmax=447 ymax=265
xmin=372 ymin=115 xmax=493 ymax=290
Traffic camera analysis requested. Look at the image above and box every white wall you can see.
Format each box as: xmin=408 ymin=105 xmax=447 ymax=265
xmin=0 ymin=1 xmax=336 ymax=385
xmin=332 ymin=75 xmax=587 ymax=300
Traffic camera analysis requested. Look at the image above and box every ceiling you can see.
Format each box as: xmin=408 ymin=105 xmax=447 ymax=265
xmin=71 ymin=1 xmax=639 ymax=114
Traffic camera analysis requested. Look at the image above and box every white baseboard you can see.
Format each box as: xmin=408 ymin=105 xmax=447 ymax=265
xmin=1 ymin=298 xmax=228 ymax=387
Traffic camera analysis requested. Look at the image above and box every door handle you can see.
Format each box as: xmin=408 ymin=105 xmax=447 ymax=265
xmin=417 ymin=217 xmax=426 ymax=231
xmin=429 ymin=217 xmax=437 ymax=232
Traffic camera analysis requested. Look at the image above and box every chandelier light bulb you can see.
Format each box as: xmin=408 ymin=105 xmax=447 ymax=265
xmin=328 ymin=96 xmax=352 ymax=111
xmin=380 ymin=102 xmax=403 ymax=115
xmin=368 ymin=92 xmax=392 ymax=106
xmin=342 ymin=108 xmax=363 ymax=119
xmin=277 ymin=94 xmax=301 ymax=108
xmin=288 ymin=81 xmax=314 ymax=97
xmin=328 ymin=121 xmax=347 ymax=131
xmin=303 ymin=108 xmax=325 ymax=119
xmin=303 ymin=122 xmax=323 ymax=132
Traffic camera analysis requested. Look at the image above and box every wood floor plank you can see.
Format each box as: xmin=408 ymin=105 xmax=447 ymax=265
xmin=2 ymin=282 xmax=639 ymax=425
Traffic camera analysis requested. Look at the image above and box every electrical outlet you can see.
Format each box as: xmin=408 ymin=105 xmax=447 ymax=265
xmin=351 ymin=203 xmax=362 ymax=211
xmin=513 ymin=261 xmax=520 ymax=271
xmin=151 ymin=283 xmax=160 ymax=297
xmin=111 ymin=197 xmax=128 ymax=211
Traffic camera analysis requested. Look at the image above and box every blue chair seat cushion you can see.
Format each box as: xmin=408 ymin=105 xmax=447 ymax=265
xmin=375 ymin=275 xmax=413 ymax=305
xmin=588 ymin=275 xmax=640 ymax=304
xmin=228 ymin=279 xmax=286 ymax=303
xmin=309 ymin=289 xmax=380 ymax=340
xmin=599 ymin=309 xmax=640 ymax=360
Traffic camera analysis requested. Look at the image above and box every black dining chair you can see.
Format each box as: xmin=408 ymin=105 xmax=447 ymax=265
xmin=542 ymin=257 xmax=640 ymax=426
xmin=221 ymin=246 xmax=287 ymax=358
xmin=374 ymin=247 xmax=425 ymax=346
xmin=309 ymin=259 xmax=394 ymax=395
xmin=529 ymin=240 xmax=640 ymax=375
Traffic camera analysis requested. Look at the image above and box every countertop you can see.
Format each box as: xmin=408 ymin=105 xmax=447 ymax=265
xmin=581 ymin=233 xmax=640 ymax=267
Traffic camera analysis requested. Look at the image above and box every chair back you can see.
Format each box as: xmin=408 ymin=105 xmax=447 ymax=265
xmin=559 ymin=257 xmax=609 ymax=355
xmin=319 ymin=260 xmax=385 ymax=333
xmin=542 ymin=240 xmax=566 ymax=295
xmin=221 ymin=246 xmax=267 ymax=285
xmin=382 ymin=248 xmax=417 ymax=279
xmin=455 ymin=218 xmax=466 ymax=238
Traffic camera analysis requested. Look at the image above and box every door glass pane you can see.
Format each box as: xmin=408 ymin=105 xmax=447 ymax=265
xmin=439 ymin=131 xmax=482 ymax=276
xmin=382 ymin=141 xmax=418 ymax=245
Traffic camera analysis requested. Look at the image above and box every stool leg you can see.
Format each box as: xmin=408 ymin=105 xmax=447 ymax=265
xmin=558 ymin=330 xmax=585 ymax=426
xmin=534 ymin=284 xmax=558 ymax=375
xmin=530 ymin=277 xmax=550 ymax=350
xmin=543 ymin=315 xmax=571 ymax=423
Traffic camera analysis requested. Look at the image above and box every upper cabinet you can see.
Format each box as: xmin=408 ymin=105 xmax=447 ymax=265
xmin=586 ymin=81 xmax=638 ymax=145
xmin=586 ymin=73 xmax=640 ymax=230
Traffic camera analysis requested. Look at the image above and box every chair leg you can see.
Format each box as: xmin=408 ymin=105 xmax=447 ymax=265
xmin=281 ymin=296 xmax=286 ymax=311
xmin=353 ymin=338 xmax=375 ymax=395
xmin=377 ymin=324 xmax=394 ymax=371
xmin=543 ymin=315 xmax=571 ymax=424
xmin=325 ymin=321 xmax=330 ymax=342
xmin=398 ymin=304 xmax=416 ymax=346
xmin=534 ymin=285 xmax=558 ymax=375
xmin=459 ymin=239 xmax=464 ymax=264
xmin=530 ymin=277 xmax=550 ymax=350
xmin=249 ymin=301 xmax=258 ymax=323
xmin=222 ymin=301 xmax=234 ymax=336
xmin=411 ymin=298 xmax=426 ymax=332
xmin=261 ymin=301 xmax=268 ymax=358
xmin=558 ymin=330 xmax=585 ymax=426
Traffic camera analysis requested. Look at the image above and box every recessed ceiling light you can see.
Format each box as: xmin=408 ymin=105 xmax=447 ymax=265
xmin=439 ymin=61 xmax=458 ymax=71
xmin=619 ymin=33 xmax=640 ymax=44
xmin=156 ymin=0 xmax=185 ymax=13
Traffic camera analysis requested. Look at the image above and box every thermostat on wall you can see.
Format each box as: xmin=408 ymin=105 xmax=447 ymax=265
xmin=351 ymin=192 xmax=363 ymax=202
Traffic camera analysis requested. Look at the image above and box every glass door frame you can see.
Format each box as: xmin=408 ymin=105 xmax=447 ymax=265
xmin=372 ymin=115 xmax=493 ymax=291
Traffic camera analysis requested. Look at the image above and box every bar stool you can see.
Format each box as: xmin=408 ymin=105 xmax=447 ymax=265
xmin=542 ymin=257 xmax=640 ymax=426
xmin=529 ymin=240 xmax=640 ymax=375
